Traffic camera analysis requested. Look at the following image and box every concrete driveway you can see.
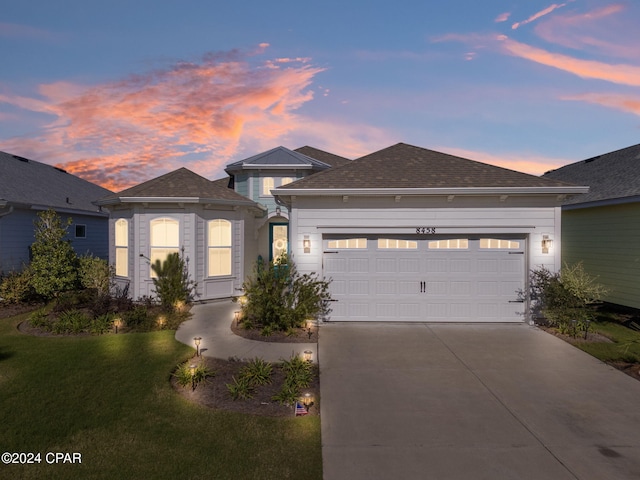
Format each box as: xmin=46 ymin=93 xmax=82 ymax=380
xmin=319 ymin=323 xmax=640 ymax=480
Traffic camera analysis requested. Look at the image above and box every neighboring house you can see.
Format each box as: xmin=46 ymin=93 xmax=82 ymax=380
xmin=543 ymin=144 xmax=640 ymax=310
xmin=100 ymin=143 xmax=587 ymax=323
xmin=0 ymin=151 xmax=112 ymax=274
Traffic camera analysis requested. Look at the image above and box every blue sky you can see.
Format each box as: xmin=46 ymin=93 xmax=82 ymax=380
xmin=1 ymin=0 xmax=639 ymax=190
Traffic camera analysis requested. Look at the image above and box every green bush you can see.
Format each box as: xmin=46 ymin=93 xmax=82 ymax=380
xmin=53 ymin=309 xmax=91 ymax=334
xmin=525 ymin=262 xmax=607 ymax=333
xmin=90 ymin=313 xmax=115 ymax=335
xmin=78 ymin=254 xmax=114 ymax=296
xmin=239 ymin=358 xmax=273 ymax=386
xmin=0 ymin=268 xmax=36 ymax=304
xmin=124 ymin=305 xmax=151 ymax=329
xmin=241 ymin=255 xmax=331 ymax=332
xmin=151 ymin=250 xmax=197 ymax=311
xmin=173 ymin=361 xmax=215 ymax=390
xmin=30 ymin=210 xmax=79 ymax=299
xmin=226 ymin=375 xmax=255 ymax=400
xmin=28 ymin=308 xmax=51 ymax=330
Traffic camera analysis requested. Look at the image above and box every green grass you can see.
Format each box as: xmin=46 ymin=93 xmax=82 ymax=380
xmin=0 ymin=312 xmax=321 ymax=479
xmin=577 ymin=319 xmax=640 ymax=364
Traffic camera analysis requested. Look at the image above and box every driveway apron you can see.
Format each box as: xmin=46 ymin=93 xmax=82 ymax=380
xmin=319 ymin=323 xmax=640 ymax=480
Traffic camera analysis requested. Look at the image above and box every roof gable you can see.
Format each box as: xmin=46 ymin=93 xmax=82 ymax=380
xmin=278 ymin=143 xmax=577 ymax=190
xmin=543 ymin=144 xmax=640 ymax=205
xmin=98 ymin=167 xmax=258 ymax=205
xmin=0 ymin=151 xmax=112 ymax=213
xmin=225 ymin=146 xmax=330 ymax=172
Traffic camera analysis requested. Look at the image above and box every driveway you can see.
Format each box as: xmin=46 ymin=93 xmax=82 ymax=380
xmin=319 ymin=323 xmax=640 ymax=480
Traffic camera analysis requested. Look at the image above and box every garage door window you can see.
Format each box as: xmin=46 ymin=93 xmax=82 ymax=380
xmin=377 ymin=239 xmax=418 ymax=249
xmin=428 ymin=239 xmax=469 ymax=249
xmin=480 ymin=239 xmax=521 ymax=249
xmin=327 ymin=238 xmax=367 ymax=249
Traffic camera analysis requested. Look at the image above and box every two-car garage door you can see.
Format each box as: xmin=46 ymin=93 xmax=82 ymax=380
xmin=323 ymin=236 xmax=526 ymax=322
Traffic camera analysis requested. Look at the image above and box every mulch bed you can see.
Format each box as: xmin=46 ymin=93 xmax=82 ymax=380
xmin=171 ymin=356 xmax=320 ymax=417
xmin=230 ymin=322 xmax=318 ymax=343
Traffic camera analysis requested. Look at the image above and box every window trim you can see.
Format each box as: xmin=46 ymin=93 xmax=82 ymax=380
xmin=75 ymin=224 xmax=87 ymax=238
xmin=261 ymin=177 xmax=274 ymax=197
xmin=207 ymin=219 xmax=233 ymax=277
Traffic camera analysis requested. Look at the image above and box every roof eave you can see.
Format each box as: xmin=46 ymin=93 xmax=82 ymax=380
xmin=273 ymin=186 xmax=590 ymax=196
xmin=96 ymin=196 xmax=261 ymax=208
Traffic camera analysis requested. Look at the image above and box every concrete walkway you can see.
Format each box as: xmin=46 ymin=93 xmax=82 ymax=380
xmin=320 ymin=322 xmax=640 ymax=480
xmin=175 ymin=300 xmax=317 ymax=362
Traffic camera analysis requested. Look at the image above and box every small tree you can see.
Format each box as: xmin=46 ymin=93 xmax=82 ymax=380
xmin=30 ymin=209 xmax=79 ymax=299
xmin=150 ymin=249 xmax=197 ymax=311
xmin=241 ymin=255 xmax=332 ymax=332
xmin=78 ymin=254 xmax=114 ymax=296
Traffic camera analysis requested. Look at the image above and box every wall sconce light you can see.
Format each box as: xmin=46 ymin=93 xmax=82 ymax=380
xmin=541 ymin=235 xmax=553 ymax=254
xmin=301 ymin=392 xmax=315 ymax=412
xmin=303 ymin=235 xmax=311 ymax=254
xmin=190 ymin=364 xmax=197 ymax=391
xmin=303 ymin=350 xmax=313 ymax=362
xmin=194 ymin=337 xmax=202 ymax=357
xmin=276 ymin=206 xmax=281 ymax=216
xmin=234 ymin=310 xmax=241 ymax=326
xmin=113 ymin=317 xmax=123 ymax=334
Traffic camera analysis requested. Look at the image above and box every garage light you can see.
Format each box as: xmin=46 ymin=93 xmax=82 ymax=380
xmin=303 ymin=235 xmax=311 ymax=253
xmin=541 ymin=235 xmax=553 ymax=254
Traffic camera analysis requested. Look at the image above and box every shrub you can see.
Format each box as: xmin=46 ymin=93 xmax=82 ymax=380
xmin=241 ymin=255 xmax=331 ymax=332
xmin=28 ymin=309 xmax=51 ymax=330
xmin=151 ymin=249 xmax=197 ymax=311
xmin=78 ymin=254 xmax=114 ymax=296
xmin=90 ymin=313 xmax=115 ymax=335
xmin=226 ymin=375 xmax=255 ymax=400
xmin=123 ymin=305 xmax=150 ymax=329
xmin=0 ymin=268 xmax=36 ymax=304
xmin=524 ymin=262 xmax=607 ymax=333
xmin=239 ymin=358 xmax=273 ymax=386
xmin=30 ymin=210 xmax=79 ymax=299
xmin=53 ymin=309 xmax=91 ymax=334
xmin=174 ymin=361 xmax=215 ymax=390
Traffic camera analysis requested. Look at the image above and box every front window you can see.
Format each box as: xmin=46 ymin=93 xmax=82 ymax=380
xmin=208 ymin=219 xmax=232 ymax=276
xmin=115 ymin=219 xmax=128 ymax=277
xmin=150 ymin=217 xmax=179 ymax=276
xmin=281 ymin=177 xmax=293 ymax=186
xmin=262 ymin=177 xmax=274 ymax=196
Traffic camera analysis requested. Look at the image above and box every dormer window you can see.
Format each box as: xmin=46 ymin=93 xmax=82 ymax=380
xmin=281 ymin=177 xmax=293 ymax=186
xmin=262 ymin=177 xmax=274 ymax=196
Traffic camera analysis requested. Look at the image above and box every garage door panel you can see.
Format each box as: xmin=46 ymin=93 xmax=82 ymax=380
xmin=325 ymin=237 xmax=525 ymax=323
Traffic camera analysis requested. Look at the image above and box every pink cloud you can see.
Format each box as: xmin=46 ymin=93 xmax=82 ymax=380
xmin=495 ymin=12 xmax=511 ymax=23
xmin=0 ymin=46 xmax=329 ymax=190
xmin=563 ymin=92 xmax=640 ymax=116
xmin=0 ymin=22 xmax=59 ymax=41
xmin=512 ymin=3 xmax=569 ymax=30
xmin=498 ymin=36 xmax=640 ymax=86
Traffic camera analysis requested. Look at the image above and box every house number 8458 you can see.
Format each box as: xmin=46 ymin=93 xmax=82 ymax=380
xmin=416 ymin=227 xmax=436 ymax=234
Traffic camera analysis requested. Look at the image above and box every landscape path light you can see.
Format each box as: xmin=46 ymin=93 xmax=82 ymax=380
xmin=113 ymin=317 xmax=123 ymax=334
xmin=303 ymin=350 xmax=313 ymax=362
xmin=301 ymin=392 xmax=315 ymax=412
xmin=306 ymin=319 xmax=314 ymax=339
xmin=234 ymin=311 xmax=241 ymax=326
xmin=190 ymin=364 xmax=197 ymax=391
xmin=194 ymin=337 xmax=202 ymax=357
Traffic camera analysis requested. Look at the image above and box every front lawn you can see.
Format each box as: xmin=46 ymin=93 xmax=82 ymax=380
xmin=0 ymin=311 xmax=322 ymax=479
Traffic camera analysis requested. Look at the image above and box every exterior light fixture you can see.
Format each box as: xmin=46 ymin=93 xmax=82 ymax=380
xmin=234 ymin=311 xmax=241 ymax=326
xmin=584 ymin=319 xmax=591 ymax=339
xmin=301 ymin=392 xmax=315 ymax=412
xmin=238 ymin=296 xmax=247 ymax=307
xmin=194 ymin=337 xmax=202 ymax=357
xmin=541 ymin=235 xmax=553 ymax=254
xmin=113 ymin=317 xmax=123 ymax=334
xmin=189 ymin=364 xmax=197 ymax=391
xmin=306 ymin=318 xmax=314 ymax=339
xmin=276 ymin=206 xmax=281 ymax=216
xmin=157 ymin=315 xmax=166 ymax=329
xmin=303 ymin=235 xmax=311 ymax=254
xmin=303 ymin=350 xmax=313 ymax=362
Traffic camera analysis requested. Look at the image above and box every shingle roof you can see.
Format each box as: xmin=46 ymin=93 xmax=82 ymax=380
xmin=543 ymin=144 xmax=640 ymax=205
xmin=0 ymin=151 xmax=112 ymax=213
xmin=278 ymin=143 xmax=576 ymax=190
xmin=294 ymin=146 xmax=351 ymax=167
xmin=225 ymin=146 xmax=330 ymax=171
xmin=97 ymin=167 xmax=258 ymax=205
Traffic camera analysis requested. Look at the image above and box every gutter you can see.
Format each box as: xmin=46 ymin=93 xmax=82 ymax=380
xmin=273 ymin=186 xmax=590 ymax=197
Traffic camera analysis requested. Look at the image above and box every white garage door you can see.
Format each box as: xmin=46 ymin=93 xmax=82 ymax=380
xmin=323 ymin=236 xmax=525 ymax=322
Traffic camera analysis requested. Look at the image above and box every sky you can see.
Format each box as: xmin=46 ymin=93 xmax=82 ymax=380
xmin=1 ymin=0 xmax=639 ymax=191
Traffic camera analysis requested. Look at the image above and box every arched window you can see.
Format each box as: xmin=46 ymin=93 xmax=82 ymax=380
xmin=150 ymin=217 xmax=179 ymax=276
xmin=281 ymin=177 xmax=293 ymax=186
xmin=262 ymin=177 xmax=274 ymax=196
xmin=208 ymin=219 xmax=232 ymax=276
xmin=115 ymin=219 xmax=128 ymax=277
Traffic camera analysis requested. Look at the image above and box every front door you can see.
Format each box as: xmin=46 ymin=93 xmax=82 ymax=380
xmin=270 ymin=223 xmax=288 ymax=262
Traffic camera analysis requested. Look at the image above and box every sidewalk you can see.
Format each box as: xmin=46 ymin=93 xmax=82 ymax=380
xmin=174 ymin=300 xmax=317 ymax=362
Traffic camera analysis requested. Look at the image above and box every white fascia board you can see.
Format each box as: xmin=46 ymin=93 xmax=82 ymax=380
xmin=99 ymin=197 xmax=258 ymax=208
xmin=273 ymin=186 xmax=590 ymax=196
xmin=228 ymin=164 xmax=314 ymax=170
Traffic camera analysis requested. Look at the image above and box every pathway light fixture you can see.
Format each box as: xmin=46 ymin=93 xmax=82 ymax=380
xmin=194 ymin=337 xmax=202 ymax=357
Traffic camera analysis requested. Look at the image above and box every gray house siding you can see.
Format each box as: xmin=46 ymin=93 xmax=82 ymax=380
xmin=561 ymin=203 xmax=640 ymax=309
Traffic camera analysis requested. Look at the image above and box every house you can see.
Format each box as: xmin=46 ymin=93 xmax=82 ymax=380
xmin=99 ymin=143 xmax=587 ymax=323
xmin=543 ymin=144 xmax=640 ymax=310
xmin=0 ymin=151 xmax=112 ymax=274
